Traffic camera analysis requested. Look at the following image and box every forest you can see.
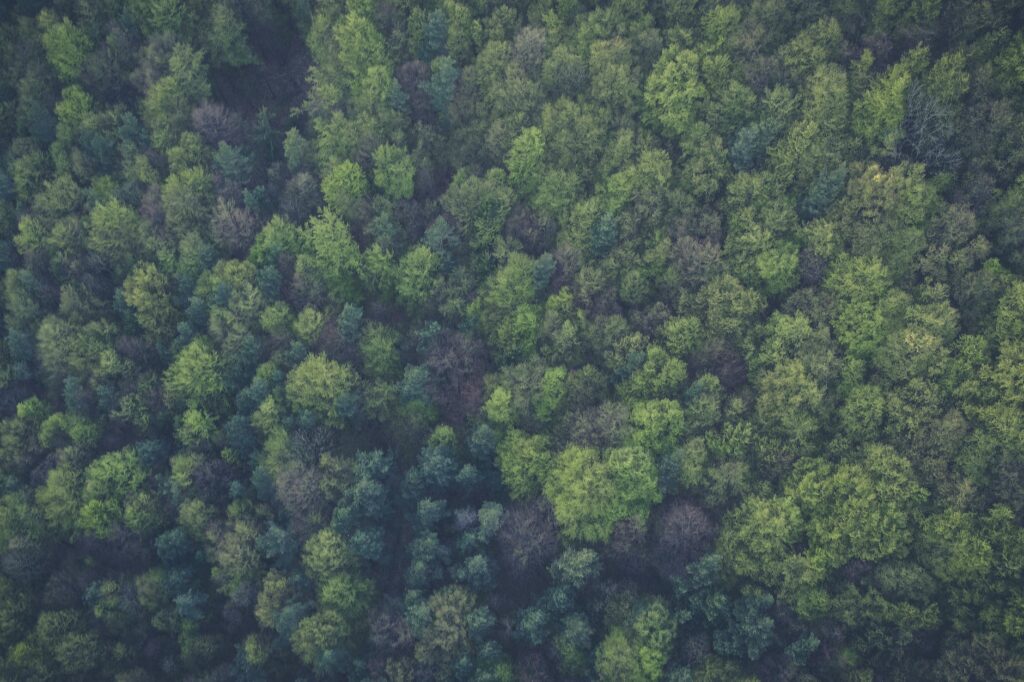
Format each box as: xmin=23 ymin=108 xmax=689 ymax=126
xmin=1 ymin=0 xmax=1024 ymax=679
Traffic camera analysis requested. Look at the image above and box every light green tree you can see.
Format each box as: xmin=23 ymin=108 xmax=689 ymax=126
xmin=163 ymin=339 xmax=225 ymax=409
xmin=544 ymin=445 xmax=660 ymax=542
xmin=285 ymin=354 xmax=359 ymax=427
xmin=372 ymin=144 xmax=415 ymax=200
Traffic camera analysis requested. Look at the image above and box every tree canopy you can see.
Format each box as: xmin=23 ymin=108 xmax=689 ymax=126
xmin=0 ymin=0 xmax=1022 ymax=679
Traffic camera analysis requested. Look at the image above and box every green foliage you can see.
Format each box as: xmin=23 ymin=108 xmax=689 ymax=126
xmin=838 ymin=162 xmax=935 ymax=281
xmin=0 ymin=1 xmax=1021 ymax=679
xmin=596 ymin=628 xmax=646 ymax=681
xmin=505 ymin=126 xmax=545 ymax=196
xmin=754 ymin=359 xmax=824 ymax=456
xmin=721 ymin=445 xmax=928 ymax=621
xmin=470 ymin=252 xmax=542 ymax=359
xmin=372 ymin=143 xmax=415 ymax=200
xmin=285 ymin=353 xmax=359 ymax=427
xmin=853 ymin=61 xmax=911 ymax=156
xmin=321 ymin=161 xmax=367 ymax=219
xmin=396 ymin=244 xmax=440 ymax=311
xmin=123 ymin=262 xmax=176 ymax=339
xmin=699 ymin=273 xmax=766 ymax=343
xmin=441 ymin=168 xmax=512 ymax=252
xmin=595 ymin=599 xmax=677 ymax=681
xmin=424 ymin=56 xmax=459 ymax=115
xmin=206 ymin=3 xmax=256 ymax=67
xmin=88 ymin=200 xmax=150 ymax=275
xmin=163 ymin=338 xmax=224 ymax=409
xmin=37 ymin=464 xmax=81 ymax=534
xmin=644 ymin=46 xmax=705 ymax=143
xmin=293 ymin=306 xmax=324 ymax=345
xmin=142 ymin=43 xmax=211 ymax=149
xmin=303 ymin=528 xmax=356 ymax=583
xmin=80 ymin=448 xmax=155 ymax=538
xmin=794 ymin=446 xmax=927 ymax=568
xmin=535 ymin=366 xmax=567 ymax=422
xmin=38 ymin=11 xmax=91 ymax=81
xmin=496 ymin=429 xmax=551 ymax=500
xmin=919 ymin=510 xmax=992 ymax=584
xmin=163 ymin=166 xmax=214 ymax=235
xmin=630 ymin=399 xmax=686 ymax=456
xmin=544 ymin=445 xmax=661 ymax=542
xmin=412 ymin=585 xmax=477 ymax=677
xmin=719 ymin=495 xmax=803 ymax=586
xmin=825 ymin=256 xmax=905 ymax=359
xmin=621 ymin=347 xmax=687 ymax=400
xmin=299 ymin=208 xmax=363 ymax=302
xmin=359 ymin=322 xmax=400 ymax=379
xmin=334 ymin=12 xmax=388 ymax=86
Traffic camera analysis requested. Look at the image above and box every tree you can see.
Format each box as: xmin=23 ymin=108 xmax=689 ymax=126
xmin=210 ymin=519 xmax=262 ymax=602
xmin=852 ymin=55 xmax=912 ymax=156
xmin=754 ymin=359 xmax=824 ymax=460
xmin=630 ymin=399 xmax=686 ymax=456
xmin=395 ymin=244 xmax=440 ymax=311
xmin=596 ymin=628 xmax=646 ymax=682
xmin=38 ymin=11 xmax=91 ymax=81
xmin=496 ymin=428 xmax=552 ymax=500
xmin=919 ymin=510 xmax=993 ymax=585
xmin=36 ymin=463 xmax=81 ymax=535
xmin=644 ymin=46 xmax=705 ymax=143
xmin=649 ymin=499 xmax=716 ymax=577
xmin=825 ymin=255 xmax=906 ymax=360
xmin=322 ymin=161 xmax=367 ymax=220
xmin=359 ymin=322 xmax=400 ymax=379
xmin=87 ymin=200 xmax=151 ymax=275
xmin=535 ymin=366 xmax=567 ymax=422
xmin=299 ymin=208 xmax=363 ymax=302
xmin=413 ymin=585 xmax=477 ymax=677
xmin=719 ymin=495 xmax=803 ymax=587
xmin=206 ymin=3 xmax=257 ymax=67
xmin=596 ymin=599 xmax=676 ymax=682
xmin=506 ymin=126 xmax=545 ymax=196
xmin=303 ymin=528 xmax=356 ymax=583
xmin=213 ymin=141 xmax=251 ymax=184
xmin=837 ymin=162 xmax=936 ymax=282
xmin=162 ymin=166 xmax=214 ymax=235
xmin=497 ymin=498 xmax=560 ymax=583
xmin=778 ymin=17 xmax=843 ymax=81
xmin=333 ymin=11 xmax=388 ymax=90
xmin=698 ymin=274 xmax=766 ymax=344
xmin=620 ymin=348 xmax=688 ymax=401
xmin=123 ymin=262 xmax=177 ymax=339
xmin=372 ymin=144 xmax=415 ymax=200
xmin=544 ymin=445 xmax=661 ymax=542
xmin=554 ymin=613 xmax=594 ymax=676
xmin=721 ymin=445 xmax=928 ymax=604
xmin=470 ymin=252 xmax=542 ymax=359
xmin=11 ymin=609 xmax=102 ymax=678
xmin=799 ymin=448 xmax=924 ymax=563
xmin=1 ymin=3 xmax=1023 ymax=679
xmin=423 ymin=55 xmax=459 ymax=116
xmin=711 ymin=590 xmax=775 ymax=661
xmin=79 ymin=448 xmax=156 ymax=538
xmin=164 ymin=338 xmax=225 ymax=409
xmin=441 ymin=168 xmax=512 ymax=252
xmin=285 ymin=353 xmax=359 ymax=427
xmin=290 ymin=609 xmax=355 ymax=671
xmin=142 ymin=43 xmax=211 ymax=149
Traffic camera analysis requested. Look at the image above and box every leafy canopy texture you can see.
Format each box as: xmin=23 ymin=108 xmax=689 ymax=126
xmin=0 ymin=1 xmax=1023 ymax=680
xmin=544 ymin=445 xmax=661 ymax=543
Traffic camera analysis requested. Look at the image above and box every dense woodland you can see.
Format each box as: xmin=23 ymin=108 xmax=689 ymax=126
xmin=1 ymin=0 xmax=1024 ymax=679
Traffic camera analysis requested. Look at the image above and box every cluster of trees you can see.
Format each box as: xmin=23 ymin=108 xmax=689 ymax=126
xmin=1 ymin=0 xmax=1023 ymax=679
